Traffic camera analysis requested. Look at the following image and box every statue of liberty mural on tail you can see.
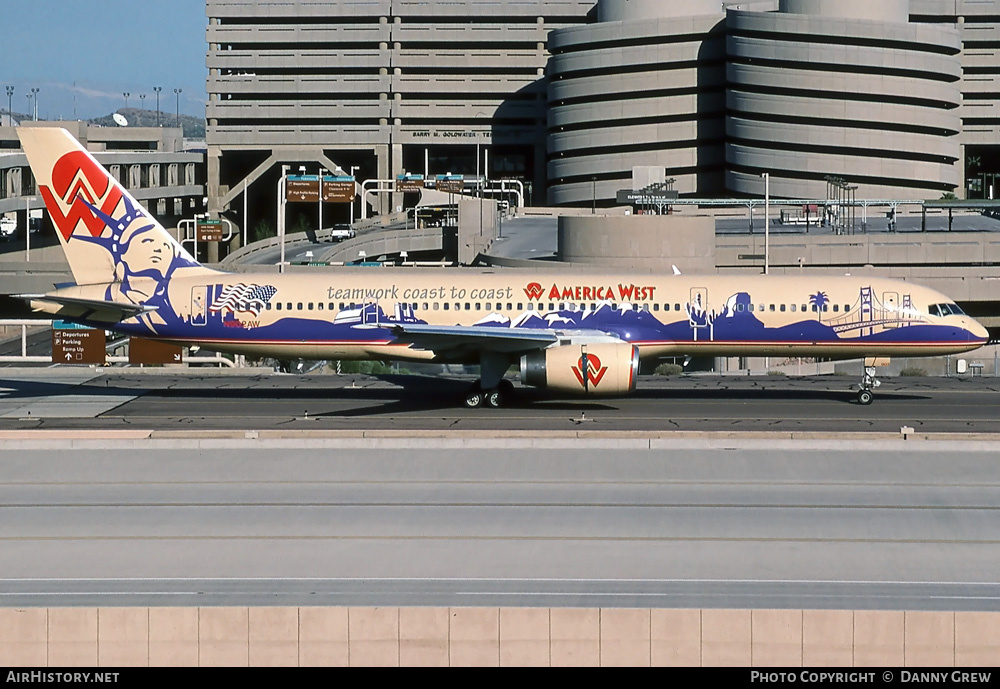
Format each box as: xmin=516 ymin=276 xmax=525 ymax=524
xmin=23 ymin=127 xmax=219 ymax=335
xmin=77 ymin=196 xmax=202 ymax=333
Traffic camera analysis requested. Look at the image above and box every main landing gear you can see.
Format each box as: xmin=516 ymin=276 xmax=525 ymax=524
xmin=464 ymin=379 xmax=515 ymax=409
xmin=463 ymin=351 xmax=514 ymax=409
xmin=856 ymin=365 xmax=881 ymax=405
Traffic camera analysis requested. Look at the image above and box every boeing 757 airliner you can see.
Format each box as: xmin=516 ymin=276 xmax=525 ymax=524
xmin=15 ymin=127 xmax=990 ymax=407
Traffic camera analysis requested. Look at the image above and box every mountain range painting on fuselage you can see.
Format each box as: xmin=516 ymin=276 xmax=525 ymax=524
xmin=15 ymin=126 xmax=989 ymax=407
xmin=57 ymin=271 xmax=985 ymax=362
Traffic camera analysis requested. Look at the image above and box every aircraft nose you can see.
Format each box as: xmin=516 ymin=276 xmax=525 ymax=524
xmin=966 ymin=318 xmax=990 ymax=344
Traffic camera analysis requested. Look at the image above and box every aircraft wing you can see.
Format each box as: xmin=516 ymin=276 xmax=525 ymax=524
xmin=389 ymin=323 xmax=559 ymax=355
xmin=16 ymin=294 xmax=157 ymax=323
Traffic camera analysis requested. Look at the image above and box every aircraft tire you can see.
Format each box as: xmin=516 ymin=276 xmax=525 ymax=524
xmin=857 ymin=389 xmax=874 ymax=405
xmin=485 ymin=388 xmax=504 ymax=409
xmin=464 ymin=383 xmax=484 ymax=409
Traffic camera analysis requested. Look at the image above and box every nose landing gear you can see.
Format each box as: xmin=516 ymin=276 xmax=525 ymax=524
xmin=857 ymin=364 xmax=881 ymax=405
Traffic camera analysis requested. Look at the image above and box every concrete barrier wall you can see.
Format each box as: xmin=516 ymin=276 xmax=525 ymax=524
xmin=2 ymin=608 xmax=998 ymax=667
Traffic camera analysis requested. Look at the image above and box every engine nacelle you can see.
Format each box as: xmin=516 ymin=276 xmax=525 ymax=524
xmin=520 ymin=343 xmax=639 ymax=396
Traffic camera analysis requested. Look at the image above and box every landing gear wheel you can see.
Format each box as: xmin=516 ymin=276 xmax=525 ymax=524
xmin=485 ymin=388 xmax=504 ymax=409
xmin=464 ymin=385 xmax=484 ymax=409
xmin=857 ymin=389 xmax=874 ymax=405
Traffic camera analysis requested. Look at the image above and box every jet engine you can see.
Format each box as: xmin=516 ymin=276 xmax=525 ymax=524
xmin=520 ymin=343 xmax=639 ymax=396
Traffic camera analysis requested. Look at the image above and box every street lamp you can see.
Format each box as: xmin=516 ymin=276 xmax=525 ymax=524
xmin=277 ymin=164 xmax=290 ymax=273
xmin=153 ymin=86 xmax=162 ymax=126
xmin=350 ymin=165 xmax=359 ymax=228
xmin=173 ymin=88 xmax=182 ymax=129
xmin=762 ymin=172 xmax=769 ymax=275
xmin=139 ymin=93 xmax=145 ymax=111
xmin=30 ymin=87 xmax=39 ymax=120
xmin=4 ymin=86 xmax=12 ymax=125
xmin=123 ymin=92 xmax=130 ymax=110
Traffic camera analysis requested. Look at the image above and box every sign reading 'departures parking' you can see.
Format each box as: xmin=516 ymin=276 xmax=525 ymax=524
xmin=51 ymin=324 xmax=106 ymax=364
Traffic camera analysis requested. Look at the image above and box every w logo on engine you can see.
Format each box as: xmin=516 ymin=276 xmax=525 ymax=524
xmin=572 ymin=353 xmax=607 ymax=388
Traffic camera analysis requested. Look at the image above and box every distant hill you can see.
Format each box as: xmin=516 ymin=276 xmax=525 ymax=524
xmin=2 ymin=107 xmax=205 ymax=139
xmin=88 ymin=108 xmax=205 ymax=139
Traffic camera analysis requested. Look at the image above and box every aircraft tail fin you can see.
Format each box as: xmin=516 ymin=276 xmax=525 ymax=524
xmin=16 ymin=126 xmax=217 ymax=286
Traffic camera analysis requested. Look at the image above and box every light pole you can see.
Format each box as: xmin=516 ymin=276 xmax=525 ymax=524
xmin=30 ymin=87 xmax=39 ymax=120
xmin=173 ymin=88 xmax=182 ymax=129
xmin=123 ymin=92 xmax=130 ymax=110
xmin=319 ymin=166 xmax=325 ymax=234
xmin=762 ymin=172 xmax=769 ymax=275
xmin=153 ymin=86 xmax=162 ymax=126
xmin=139 ymin=93 xmax=145 ymax=111
xmin=277 ymin=165 xmax=289 ymax=273
xmin=350 ymin=165 xmax=359 ymax=228
xmin=4 ymin=86 xmax=12 ymax=125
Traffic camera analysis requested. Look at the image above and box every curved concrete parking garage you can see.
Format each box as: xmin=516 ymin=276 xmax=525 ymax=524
xmin=547 ymin=0 xmax=728 ymax=205
xmin=726 ymin=1 xmax=962 ymax=198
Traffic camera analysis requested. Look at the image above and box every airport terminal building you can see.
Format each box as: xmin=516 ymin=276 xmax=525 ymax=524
xmin=205 ymin=0 xmax=1000 ymax=217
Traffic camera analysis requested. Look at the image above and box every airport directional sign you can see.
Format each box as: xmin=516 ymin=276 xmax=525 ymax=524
xmin=397 ymin=174 xmax=425 ymax=192
xmin=435 ymin=174 xmax=464 ymax=193
xmin=129 ymin=337 xmax=183 ymax=365
xmin=287 ymin=175 xmax=355 ymax=202
xmin=196 ymin=218 xmax=224 ymax=242
xmin=51 ymin=326 xmax=105 ymax=365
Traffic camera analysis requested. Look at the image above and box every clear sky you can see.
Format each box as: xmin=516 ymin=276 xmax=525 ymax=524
xmin=3 ymin=1 xmax=207 ymax=121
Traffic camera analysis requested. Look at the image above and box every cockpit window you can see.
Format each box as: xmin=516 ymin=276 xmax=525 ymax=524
xmin=929 ymin=303 xmax=966 ymax=317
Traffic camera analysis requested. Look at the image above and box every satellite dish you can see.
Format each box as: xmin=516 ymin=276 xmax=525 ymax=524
xmin=113 ymin=113 xmax=128 ymax=127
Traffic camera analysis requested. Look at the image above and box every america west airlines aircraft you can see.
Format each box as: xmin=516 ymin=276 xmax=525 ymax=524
xmin=16 ymin=127 xmax=990 ymax=407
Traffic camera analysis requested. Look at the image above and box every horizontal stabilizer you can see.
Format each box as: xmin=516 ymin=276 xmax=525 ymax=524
xmin=16 ymin=293 xmax=157 ymax=324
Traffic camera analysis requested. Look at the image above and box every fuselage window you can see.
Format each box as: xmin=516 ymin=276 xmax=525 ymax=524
xmin=833 ymin=304 xmax=839 ymax=312
xmin=737 ymin=303 xmax=744 ymax=313
xmin=265 ymin=303 xmax=272 ymax=311
xmin=653 ymin=303 xmax=659 ymax=312
xmin=518 ymin=303 xmax=524 ymax=310
xmin=844 ymin=305 xmax=849 ymax=313
xmin=422 ymin=302 xmax=429 ymax=311
xmin=475 ymin=303 xmax=482 ymax=311
xmin=443 ymin=303 xmax=450 ymax=311
xmin=780 ymin=304 xmax=786 ymax=312
xmin=465 ymin=303 xmax=470 ymax=310
xmin=287 ymin=302 xmax=293 ymax=310
xmin=823 ymin=305 xmax=828 ymax=312
xmin=318 ymin=303 xmax=324 ymax=311
xmin=455 ymin=303 xmax=460 ymax=311
xmin=790 ymin=304 xmax=796 ymax=312
xmin=339 ymin=302 xmax=345 ymax=310
xmin=329 ymin=303 xmax=336 ymax=310
xmin=276 ymin=303 xmax=282 ymax=311
xmin=307 ymin=303 xmax=314 ymax=311
xmin=769 ymin=304 xmax=775 ymax=312
xmin=433 ymin=303 xmax=440 ymax=311
xmin=802 ymin=304 xmax=807 ymax=312
xmin=507 ymin=303 xmax=513 ymax=311
xmin=675 ymin=304 xmax=681 ymax=311
xmin=642 ymin=304 xmax=650 ymax=312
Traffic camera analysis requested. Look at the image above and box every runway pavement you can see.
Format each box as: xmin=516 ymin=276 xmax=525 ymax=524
xmin=2 ymin=437 xmax=999 ymax=610
xmin=0 ymin=369 xmax=999 ymax=434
